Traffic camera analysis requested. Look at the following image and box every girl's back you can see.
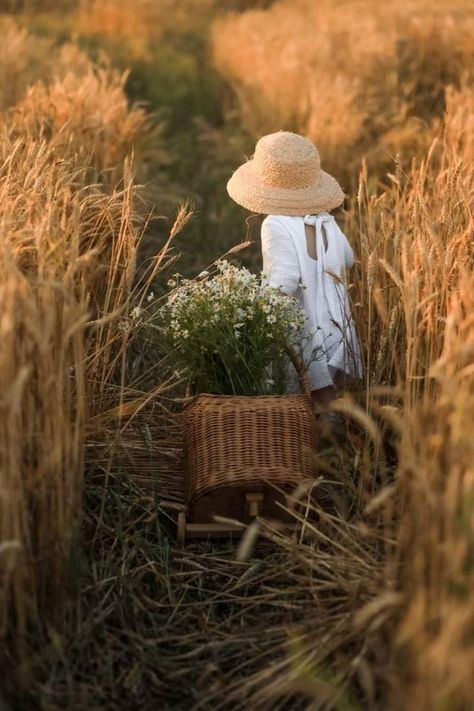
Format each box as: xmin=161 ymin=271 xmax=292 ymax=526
xmin=261 ymin=213 xmax=354 ymax=293
xmin=261 ymin=213 xmax=362 ymax=391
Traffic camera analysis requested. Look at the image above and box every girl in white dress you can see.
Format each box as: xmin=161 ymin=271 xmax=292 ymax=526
xmin=226 ymin=130 xmax=363 ymax=410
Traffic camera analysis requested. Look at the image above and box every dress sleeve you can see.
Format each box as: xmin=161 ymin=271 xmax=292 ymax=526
xmin=261 ymin=218 xmax=300 ymax=296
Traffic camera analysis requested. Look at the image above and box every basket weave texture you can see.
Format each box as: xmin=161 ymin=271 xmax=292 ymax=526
xmin=183 ymin=392 xmax=317 ymax=503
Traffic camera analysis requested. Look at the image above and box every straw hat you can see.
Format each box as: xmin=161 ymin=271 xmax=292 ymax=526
xmin=227 ymin=131 xmax=345 ymax=215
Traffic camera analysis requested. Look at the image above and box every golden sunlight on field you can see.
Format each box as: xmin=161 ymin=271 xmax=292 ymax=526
xmin=213 ymin=0 xmax=474 ymax=182
xmin=0 ymin=1 xmax=473 ymax=709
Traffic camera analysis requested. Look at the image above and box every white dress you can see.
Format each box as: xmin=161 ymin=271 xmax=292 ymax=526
xmin=261 ymin=212 xmax=363 ymax=392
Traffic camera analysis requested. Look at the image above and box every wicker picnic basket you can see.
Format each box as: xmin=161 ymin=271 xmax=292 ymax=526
xmin=180 ymin=346 xmax=317 ymax=539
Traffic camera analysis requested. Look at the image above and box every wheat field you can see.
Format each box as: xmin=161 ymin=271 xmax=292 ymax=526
xmin=0 ymin=2 xmax=473 ymax=709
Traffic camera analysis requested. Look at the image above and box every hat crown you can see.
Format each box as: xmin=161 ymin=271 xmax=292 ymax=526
xmin=253 ymin=131 xmax=321 ymax=189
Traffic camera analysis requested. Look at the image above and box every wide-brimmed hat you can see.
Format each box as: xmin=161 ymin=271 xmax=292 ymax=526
xmin=227 ymin=131 xmax=345 ymax=216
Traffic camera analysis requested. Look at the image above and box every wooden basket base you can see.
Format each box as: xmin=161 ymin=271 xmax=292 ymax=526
xmin=177 ymin=484 xmax=304 ymax=544
xmin=191 ymin=484 xmax=297 ymax=525
xmin=176 ymin=512 xmax=300 ymax=545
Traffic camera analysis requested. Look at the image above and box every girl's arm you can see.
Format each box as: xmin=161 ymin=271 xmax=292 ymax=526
xmin=261 ymin=218 xmax=300 ymax=296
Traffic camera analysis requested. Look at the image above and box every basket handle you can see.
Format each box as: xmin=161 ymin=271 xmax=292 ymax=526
xmin=285 ymin=344 xmax=312 ymax=399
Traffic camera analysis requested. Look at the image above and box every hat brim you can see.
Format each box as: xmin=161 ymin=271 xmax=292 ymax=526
xmin=227 ymin=159 xmax=345 ymax=216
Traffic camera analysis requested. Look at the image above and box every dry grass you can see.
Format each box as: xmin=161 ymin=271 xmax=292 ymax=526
xmin=346 ymin=83 xmax=474 ymax=397
xmin=1 ymin=5 xmax=474 ymax=710
xmin=213 ymin=4 xmax=474 ymax=704
xmin=309 ymin=81 xmax=472 ymax=709
xmin=0 ymin=20 xmax=182 ymax=658
xmin=393 ymin=275 xmax=474 ymax=709
xmin=0 ymin=16 xmax=94 ymax=110
xmin=0 ymin=252 xmax=86 ymax=644
xmin=212 ymin=0 xmax=474 ymax=185
xmin=76 ymin=0 xmax=217 ymax=50
xmin=3 ymin=461 xmax=389 ymax=709
xmin=9 ymin=65 xmax=149 ymax=182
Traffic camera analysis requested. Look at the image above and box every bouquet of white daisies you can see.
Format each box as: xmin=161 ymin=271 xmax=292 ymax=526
xmin=157 ymin=260 xmax=307 ymax=396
